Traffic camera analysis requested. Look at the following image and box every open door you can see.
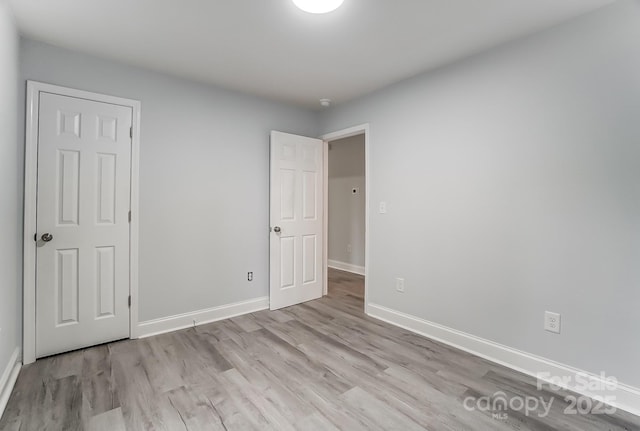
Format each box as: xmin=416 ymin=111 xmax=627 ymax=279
xmin=270 ymin=131 xmax=323 ymax=310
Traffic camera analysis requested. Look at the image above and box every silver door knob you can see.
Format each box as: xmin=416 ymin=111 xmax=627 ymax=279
xmin=41 ymin=233 xmax=53 ymax=242
xmin=273 ymin=226 xmax=281 ymax=233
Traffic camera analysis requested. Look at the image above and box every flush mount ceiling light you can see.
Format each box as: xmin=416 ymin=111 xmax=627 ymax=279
xmin=292 ymin=0 xmax=344 ymax=14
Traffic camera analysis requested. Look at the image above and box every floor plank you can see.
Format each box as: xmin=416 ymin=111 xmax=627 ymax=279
xmin=86 ymin=408 xmax=126 ymax=431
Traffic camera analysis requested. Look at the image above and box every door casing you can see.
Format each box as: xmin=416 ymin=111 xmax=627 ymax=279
xmin=321 ymin=124 xmax=370 ymax=313
xmin=23 ymin=81 xmax=141 ymax=364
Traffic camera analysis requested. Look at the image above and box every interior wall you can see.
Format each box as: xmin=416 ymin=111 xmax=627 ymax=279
xmin=328 ymin=135 xmax=365 ymax=269
xmin=19 ymin=38 xmax=320 ymax=322
xmin=0 ymin=0 xmax=20 ymax=376
xmin=320 ymin=0 xmax=640 ymax=388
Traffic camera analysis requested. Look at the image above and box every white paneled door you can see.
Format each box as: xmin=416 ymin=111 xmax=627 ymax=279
xmin=270 ymin=131 xmax=324 ymax=310
xmin=35 ymin=92 xmax=132 ymax=358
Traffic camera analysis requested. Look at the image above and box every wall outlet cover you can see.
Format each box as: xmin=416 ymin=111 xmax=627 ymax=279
xmin=544 ymin=311 xmax=561 ymax=334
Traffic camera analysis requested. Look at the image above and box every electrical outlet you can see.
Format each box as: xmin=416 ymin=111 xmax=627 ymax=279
xmin=347 ymin=244 xmax=352 ymax=253
xmin=379 ymin=201 xmax=387 ymax=214
xmin=544 ymin=311 xmax=561 ymax=334
xmin=247 ymin=272 xmax=254 ymax=281
xmin=395 ymin=277 xmax=405 ymax=293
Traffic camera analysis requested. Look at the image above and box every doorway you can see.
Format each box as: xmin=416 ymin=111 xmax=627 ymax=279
xmin=268 ymin=125 xmax=369 ymax=312
xmin=322 ymin=125 xmax=370 ymax=313
xmin=23 ymin=81 xmax=141 ymax=364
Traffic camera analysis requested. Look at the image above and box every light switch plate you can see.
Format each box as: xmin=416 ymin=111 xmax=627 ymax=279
xmin=395 ymin=277 xmax=405 ymax=293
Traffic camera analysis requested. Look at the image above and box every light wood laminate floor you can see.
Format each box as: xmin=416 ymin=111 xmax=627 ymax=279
xmin=1 ymin=269 xmax=638 ymax=430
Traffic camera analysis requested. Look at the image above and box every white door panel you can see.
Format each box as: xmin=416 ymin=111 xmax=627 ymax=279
xmin=270 ymin=131 xmax=323 ymax=310
xmin=36 ymin=92 xmax=132 ymax=357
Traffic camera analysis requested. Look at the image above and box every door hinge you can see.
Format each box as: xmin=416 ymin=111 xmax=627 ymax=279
xmin=130 ymin=127 xmax=133 ymax=139
xmin=128 ymin=295 xmax=131 ymax=307
xmin=128 ymin=211 xmax=132 ymax=223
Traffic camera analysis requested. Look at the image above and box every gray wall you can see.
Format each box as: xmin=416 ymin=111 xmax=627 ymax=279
xmin=320 ymin=0 xmax=640 ymax=388
xmin=20 ymin=39 xmax=319 ymax=322
xmin=0 ymin=0 xmax=20 ymax=377
xmin=328 ymin=135 xmax=365 ymax=268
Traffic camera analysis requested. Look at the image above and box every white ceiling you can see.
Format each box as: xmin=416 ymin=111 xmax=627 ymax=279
xmin=10 ymin=0 xmax=613 ymax=109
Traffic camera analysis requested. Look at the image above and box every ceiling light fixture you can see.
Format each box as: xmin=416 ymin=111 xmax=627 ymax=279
xmin=319 ymin=98 xmax=331 ymax=107
xmin=292 ymin=0 xmax=344 ymax=14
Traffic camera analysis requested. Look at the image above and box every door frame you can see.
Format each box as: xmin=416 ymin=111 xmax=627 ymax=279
xmin=321 ymin=124 xmax=370 ymax=313
xmin=23 ymin=81 xmax=141 ymax=364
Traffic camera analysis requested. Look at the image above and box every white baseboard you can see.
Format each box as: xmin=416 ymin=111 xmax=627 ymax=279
xmin=367 ymin=303 xmax=640 ymax=417
xmin=137 ymin=296 xmax=269 ymax=338
xmin=328 ymin=259 xmax=365 ymax=276
xmin=0 ymin=347 xmax=22 ymax=420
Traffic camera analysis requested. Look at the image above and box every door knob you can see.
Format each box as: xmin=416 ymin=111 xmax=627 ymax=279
xmin=41 ymin=233 xmax=53 ymax=242
xmin=273 ymin=226 xmax=281 ymax=233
